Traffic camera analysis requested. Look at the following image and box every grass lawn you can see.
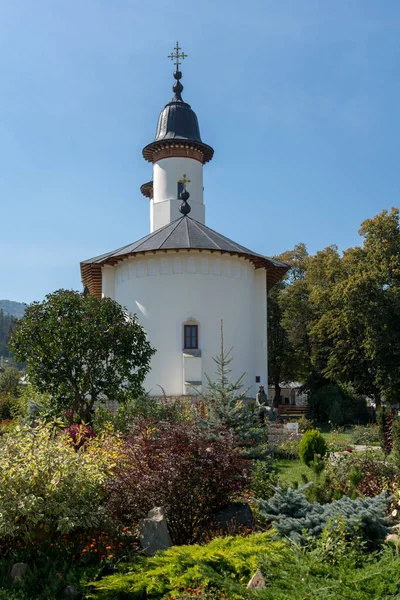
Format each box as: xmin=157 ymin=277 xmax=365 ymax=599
xmin=275 ymin=459 xmax=316 ymax=487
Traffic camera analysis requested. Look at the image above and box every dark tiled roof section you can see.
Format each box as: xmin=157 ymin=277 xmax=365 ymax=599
xmin=81 ymin=216 xmax=289 ymax=296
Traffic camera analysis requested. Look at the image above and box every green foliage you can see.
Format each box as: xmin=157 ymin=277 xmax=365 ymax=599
xmin=325 ymin=449 xmax=399 ymax=497
xmin=249 ymin=460 xmax=278 ymax=500
xmin=0 ymin=366 xmax=21 ymax=396
xmin=297 ymin=415 xmax=313 ymax=432
xmin=377 ymin=408 xmax=394 ymax=455
xmin=89 ymin=532 xmax=288 ymax=599
xmin=390 ymin=416 xmax=400 ymax=467
xmin=0 ymin=423 xmax=114 ymax=542
xmin=350 ymin=423 xmax=380 ymax=446
xmin=298 ymin=429 xmax=327 ymax=466
xmin=257 ymin=543 xmax=400 ymax=599
xmin=273 ymin=433 xmax=301 ymax=460
xmin=201 ymin=324 xmax=269 ymax=459
xmin=308 ymin=383 xmax=369 ymax=425
xmin=269 ymin=209 xmax=400 ymax=411
xmin=0 ymin=308 xmax=17 ymax=361
xmin=256 ymin=486 xmax=390 ymax=548
xmin=93 ymin=395 xmax=193 ymax=435
xmin=9 ymin=290 xmax=155 ymax=421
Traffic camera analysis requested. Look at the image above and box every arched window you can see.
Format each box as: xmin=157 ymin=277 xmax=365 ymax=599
xmin=184 ymin=323 xmax=198 ymax=350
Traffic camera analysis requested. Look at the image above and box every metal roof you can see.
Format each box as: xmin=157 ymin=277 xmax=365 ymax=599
xmin=142 ymin=71 xmax=214 ymax=163
xmin=81 ymin=216 xmax=289 ymax=297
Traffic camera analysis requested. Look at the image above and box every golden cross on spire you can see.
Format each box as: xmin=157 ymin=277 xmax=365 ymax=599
xmin=178 ymin=174 xmax=191 ymax=189
xmin=168 ymin=41 xmax=188 ymax=69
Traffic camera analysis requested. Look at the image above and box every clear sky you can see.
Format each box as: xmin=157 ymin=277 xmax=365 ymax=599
xmin=1 ymin=0 xmax=399 ymax=303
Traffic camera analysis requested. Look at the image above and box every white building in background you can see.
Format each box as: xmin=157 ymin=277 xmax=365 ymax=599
xmin=81 ymin=45 xmax=288 ymax=398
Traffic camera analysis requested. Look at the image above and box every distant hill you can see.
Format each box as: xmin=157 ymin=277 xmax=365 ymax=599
xmin=0 ymin=300 xmax=27 ymax=318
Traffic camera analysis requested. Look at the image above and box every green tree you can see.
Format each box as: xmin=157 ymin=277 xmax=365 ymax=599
xmin=9 ymin=290 xmax=155 ymax=421
xmin=0 ymin=309 xmax=17 ymax=360
xmin=268 ymin=243 xmax=313 ymax=406
xmin=309 ymin=209 xmax=400 ymax=405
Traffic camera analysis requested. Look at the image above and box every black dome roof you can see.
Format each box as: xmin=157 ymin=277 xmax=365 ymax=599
xmin=154 ymin=100 xmax=202 ymax=143
xmin=143 ymin=70 xmax=214 ymax=163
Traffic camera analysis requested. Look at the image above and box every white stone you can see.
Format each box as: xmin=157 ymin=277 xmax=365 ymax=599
xmin=9 ymin=563 xmax=30 ymax=581
xmin=137 ymin=507 xmax=173 ymax=556
xmin=247 ymin=569 xmax=266 ymax=589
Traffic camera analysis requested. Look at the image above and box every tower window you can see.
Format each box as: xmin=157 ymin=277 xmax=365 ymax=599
xmin=184 ymin=324 xmax=198 ymax=349
xmin=177 ymin=181 xmax=184 ymax=199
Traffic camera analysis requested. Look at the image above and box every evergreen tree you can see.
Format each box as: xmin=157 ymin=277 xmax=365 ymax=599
xmin=201 ymin=321 xmax=268 ymax=459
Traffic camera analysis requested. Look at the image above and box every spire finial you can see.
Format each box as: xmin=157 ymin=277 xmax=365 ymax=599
xmin=178 ymin=174 xmax=191 ymax=216
xmin=168 ymin=42 xmax=187 ymax=101
xmin=168 ymin=41 xmax=188 ymax=70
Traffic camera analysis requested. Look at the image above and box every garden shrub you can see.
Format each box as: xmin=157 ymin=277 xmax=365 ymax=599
xmin=377 ymin=408 xmax=394 ymax=455
xmin=325 ymin=449 xmax=399 ymax=497
xmin=273 ymin=435 xmax=301 ymax=460
xmin=298 ymin=415 xmax=314 ymax=432
xmin=106 ymin=419 xmax=247 ymax=545
xmin=298 ymin=429 xmax=327 ymax=466
xmin=308 ymin=383 xmax=369 ymax=425
xmin=89 ymin=531 xmax=288 ymax=600
xmin=249 ymin=459 xmax=278 ymax=500
xmin=63 ymin=422 xmax=96 ymax=450
xmin=256 ymin=486 xmax=390 ymax=548
xmin=0 ymin=424 xmax=116 ymax=542
xmin=93 ymin=395 xmax=193 ymax=435
xmin=350 ymin=423 xmax=380 ymax=446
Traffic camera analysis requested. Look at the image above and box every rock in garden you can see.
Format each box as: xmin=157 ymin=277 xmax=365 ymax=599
xmin=247 ymin=568 xmax=266 ymax=590
xmin=137 ymin=506 xmax=173 ymax=556
xmin=385 ymin=533 xmax=399 ymax=545
xmin=9 ymin=563 xmax=30 ymax=581
xmin=63 ymin=585 xmax=81 ymax=598
xmin=215 ymin=502 xmax=254 ymax=530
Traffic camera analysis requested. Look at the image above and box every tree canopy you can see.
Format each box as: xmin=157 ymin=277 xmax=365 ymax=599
xmin=268 ymin=208 xmax=400 ymax=408
xmin=9 ymin=290 xmax=156 ymax=420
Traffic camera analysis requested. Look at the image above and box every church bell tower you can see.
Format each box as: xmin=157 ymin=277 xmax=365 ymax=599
xmin=141 ymin=42 xmax=214 ymax=233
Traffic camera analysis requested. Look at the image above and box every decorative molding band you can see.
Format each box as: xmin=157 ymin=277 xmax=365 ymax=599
xmin=153 ymin=146 xmax=204 ymax=164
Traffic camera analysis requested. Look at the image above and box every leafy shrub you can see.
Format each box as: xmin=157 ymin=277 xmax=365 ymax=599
xmin=89 ymin=531 xmax=288 ymax=600
xmin=249 ymin=460 xmax=278 ymax=500
xmin=308 ymin=383 xmax=369 ymax=425
xmin=350 ymin=424 xmax=380 ymax=446
xmin=106 ymin=419 xmax=247 ymax=545
xmin=377 ymin=409 xmax=394 ymax=455
xmin=256 ymin=486 xmax=390 ymax=548
xmin=391 ymin=417 xmax=400 ymax=467
xmin=63 ymin=423 xmax=96 ymax=450
xmin=93 ymin=395 xmax=193 ymax=435
xmin=0 ymin=424 xmax=116 ymax=542
xmin=325 ymin=449 xmax=399 ymax=497
xmin=299 ymin=429 xmax=327 ymax=466
xmin=256 ymin=542 xmax=400 ymax=599
xmin=298 ymin=415 xmax=314 ymax=432
xmin=273 ymin=433 xmax=302 ymax=460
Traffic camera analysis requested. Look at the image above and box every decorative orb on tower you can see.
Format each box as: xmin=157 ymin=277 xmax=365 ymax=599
xmin=140 ymin=42 xmax=214 ymax=232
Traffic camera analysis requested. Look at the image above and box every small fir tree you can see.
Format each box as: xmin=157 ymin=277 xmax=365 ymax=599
xmin=201 ymin=321 xmax=268 ymax=459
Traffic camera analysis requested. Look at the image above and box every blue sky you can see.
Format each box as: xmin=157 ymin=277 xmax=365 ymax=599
xmin=1 ymin=0 xmax=399 ymax=303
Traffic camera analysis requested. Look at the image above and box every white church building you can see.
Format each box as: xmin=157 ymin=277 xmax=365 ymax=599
xmin=81 ymin=45 xmax=288 ymax=398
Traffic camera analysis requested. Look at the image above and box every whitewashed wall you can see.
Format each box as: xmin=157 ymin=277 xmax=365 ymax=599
xmin=102 ymin=251 xmax=267 ymax=397
xmin=151 ymin=157 xmax=204 ymax=231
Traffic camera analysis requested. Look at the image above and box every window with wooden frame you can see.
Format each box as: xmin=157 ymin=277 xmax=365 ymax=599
xmin=184 ymin=324 xmax=198 ymax=350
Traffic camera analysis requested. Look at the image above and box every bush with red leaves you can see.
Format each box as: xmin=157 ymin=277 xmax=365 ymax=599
xmin=106 ymin=419 xmax=247 ymax=545
xmin=63 ymin=423 xmax=96 ymax=450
